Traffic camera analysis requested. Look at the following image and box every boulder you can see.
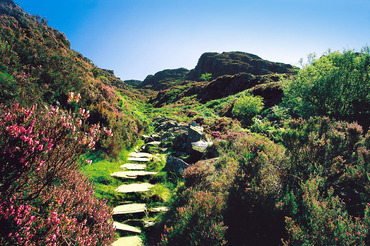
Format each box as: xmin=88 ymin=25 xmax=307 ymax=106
xmin=186 ymin=124 xmax=213 ymax=153
xmin=191 ymin=140 xmax=213 ymax=153
xmin=163 ymin=156 xmax=189 ymax=175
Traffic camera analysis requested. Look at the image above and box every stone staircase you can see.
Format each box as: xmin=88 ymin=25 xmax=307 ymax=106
xmin=111 ymin=150 xmax=167 ymax=246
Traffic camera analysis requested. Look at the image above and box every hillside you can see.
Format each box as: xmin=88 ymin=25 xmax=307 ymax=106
xmin=0 ymin=0 xmax=147 ymax=155
xmin=137 ymin=67 xmax=189 ymax=90
xmin=146 ymin=51 xmax=297 ymax=109
xmin=0 ymin=0 xmax=369 ymax=245
xmin=186 ymin=51 xmax=295 ymax=81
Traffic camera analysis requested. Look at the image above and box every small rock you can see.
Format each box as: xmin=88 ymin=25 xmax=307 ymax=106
xmin=163 ymin=156 xmax=189 ymax=175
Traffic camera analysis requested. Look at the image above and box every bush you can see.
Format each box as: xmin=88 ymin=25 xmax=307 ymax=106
xmin=282 ymin=48 xmax=370 ymax=130
xmin=280 ymin=117 xmax=370 ymax=244
xmin=158 ymin=188 xmax=227 ymax=246
xmin=232 ymin=93 xmax=264 ymax=126
xmin=0 ymin=103 xmax=115 ymax=245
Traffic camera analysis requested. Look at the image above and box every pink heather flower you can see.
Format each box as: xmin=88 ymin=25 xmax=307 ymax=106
xmin=37 ymin=144 xmax=43 ymax=151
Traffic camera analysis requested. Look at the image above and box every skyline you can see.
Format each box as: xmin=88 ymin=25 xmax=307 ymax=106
xmin=15 ymin=0 xmax=370 ymax=81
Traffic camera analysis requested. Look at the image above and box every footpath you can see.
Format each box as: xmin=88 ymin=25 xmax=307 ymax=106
xmin=111 ymin=148 xmax=167 ymax=246
xmin=111 ymin=116 xmax=214 ymax=245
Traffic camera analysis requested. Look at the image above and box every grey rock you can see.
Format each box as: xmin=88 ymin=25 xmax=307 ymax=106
xmin=163 ymin=156 xmax=189 ymax=175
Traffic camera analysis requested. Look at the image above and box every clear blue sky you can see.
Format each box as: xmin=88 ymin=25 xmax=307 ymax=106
xmin=15 ymin=0 xmax=370 ymax=81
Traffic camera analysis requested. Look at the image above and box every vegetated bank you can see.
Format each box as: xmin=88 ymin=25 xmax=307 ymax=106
xmin=144 ymin=48 xmax=370 ymax=245
xmin=0 ymin=1 xmax=149 ymax=245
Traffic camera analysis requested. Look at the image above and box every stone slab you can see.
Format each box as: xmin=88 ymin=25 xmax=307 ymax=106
xmin=113 ymin=221 xmax=141 ymax=234
xmin=111 ymin=171 xmax=158 ymax=179
xmin=112 ymin=236 xmax=143 ymax=246
xmin=120 ymin=163 xmax=147 ymax=170
xmin=146 ymin=141 xmax=161 ymax=146
xmin=129 ymin=152 xmax=153 ymax=158
xmin=149 ymin=207 xmax=169 ymax=213
xmin=115 ymin=183 xmax=154 ymax=193
xmin=113 ymin=203 xmax=146 ymax=215
xmin=127 ymin=157 xmax=151 ymax=162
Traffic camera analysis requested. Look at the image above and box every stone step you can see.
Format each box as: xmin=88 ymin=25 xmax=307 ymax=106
xmin=113 ymin=203 xmax=146 ymax=215
xmin=113 ymin=221 xmax=141 ymax=234
xmin=111 ymin=171 xmax=158 ymax=179
xmin=120 ymin=163 xmax=146 ymax=170
xmin=127 ymin=157 xmax=151 ymax=162
xmin=112 ymin=236 xmax=143 ymax=246
xmin=129 ymin=152 xmax=153 ymax=158
xmin=149 ymin=206 xmax=169 ymax=213
xmin=115 ymin=183 xmax=154 ymax=193
xmin=146 ymin=141 xmax=161 ymax=146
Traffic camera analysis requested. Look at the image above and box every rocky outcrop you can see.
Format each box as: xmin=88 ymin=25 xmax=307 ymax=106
xmin=186 ymin=51 xmax=296 ymax=81
xmin=138 ymin=68 xmax=189 ymax=90
xmin=197 ymin=73 xmax=281 ymax=103
xmin=151 ymin=116 xmax=214 ymax=162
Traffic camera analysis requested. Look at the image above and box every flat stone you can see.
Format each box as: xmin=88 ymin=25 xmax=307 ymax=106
xmin=127 ymin=157 xmax=151 ymax=162
xmin=115 ymin=183 xmax=154 ymax=193
xmin=146 ymin=141 xmax=161 ymax=146
xmin=111 ymin=171 xmax=158 ymax=179
xmin=120 ymin=163 xmax=146 ymax=170
xmin=113 ymin=221 xmax=141 ymax=234
xmin=112 ymin=236 xmax=143 ymax=246
xmin=129 ymin=152 xmax=153 ymax=158
xmin=149 ymin=207 xmax=169 ymax=213
xmin=113 ymin=203 xmax=146 ymax=215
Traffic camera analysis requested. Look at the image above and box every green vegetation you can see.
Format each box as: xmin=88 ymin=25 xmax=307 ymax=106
xmin=199 ymin=72 xmax=212 ymax=81
xmin=283 ymin=48 xmax=370 ymax=129
xmin=232 ymin=93 xmax=264 ymax=125
xmin=1 ymin=1 xmax=369 ymax=244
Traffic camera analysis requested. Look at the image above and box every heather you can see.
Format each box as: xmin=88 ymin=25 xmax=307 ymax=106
xmin=0 ymin=103 xmax=115 ymax=245
xmin=0 ymin=0 xmax=147 ymax=157
xmin=0 ymin=0 xmax=369 ymax=244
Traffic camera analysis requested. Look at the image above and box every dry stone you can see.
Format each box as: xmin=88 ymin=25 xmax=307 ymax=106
xmin=115 ymin=183 xmax=154 ymax=193
xmin=127 ymin=157 xmax=150 ymax=162
xmin=129 ymin=152 xmax=153 ymax=158
xmin=113 ymin=203 xmax=146 ymax=215
xmin=112 ymin=236 xmax=143 ymax=246
xmin=113 ymin=221 xmax=141 ymax=234
xmin=111 ymin=171 xmax=158 ymax=179
xmin=120 ymin=163 xmax=146 ymax=170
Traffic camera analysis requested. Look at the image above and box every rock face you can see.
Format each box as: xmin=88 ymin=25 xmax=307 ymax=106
xmin=138 ymin=68 xmax=189 ymax=90
xmin=197 ymin=73 xmax=282 ymax=103
xmin=186 ymin=51 xmax=295 ymax=81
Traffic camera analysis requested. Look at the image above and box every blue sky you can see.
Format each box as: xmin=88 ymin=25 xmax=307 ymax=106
xmin=15 ymin=0 xmax=370 ymax=81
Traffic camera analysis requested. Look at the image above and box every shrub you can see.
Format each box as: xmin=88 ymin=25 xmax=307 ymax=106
xmin=158 ymin=188 xmax=227 ymax=246
xmin=232 ymin=93 xmax=264 ymax=126
xmin=199 ymin=73 xmax=212 ymax=82
xmin=282 ymin=48 xmax=370 ymax=130
xmin=280 ymin=117 xmax=370 ymax=244
xmin=223 ymin=133 xmax=288 ymax=245
xmin=0 ymin=103 xmax=115 ymax=245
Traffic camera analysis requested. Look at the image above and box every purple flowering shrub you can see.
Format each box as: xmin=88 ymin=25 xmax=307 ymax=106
xmin=0 ymin=103 xmax=114 ymax=245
